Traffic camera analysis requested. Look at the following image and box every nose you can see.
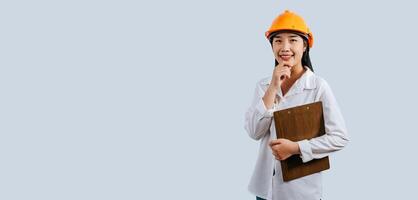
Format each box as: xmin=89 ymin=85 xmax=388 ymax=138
xmin=280 ymin=41 xmax=291 ymax=53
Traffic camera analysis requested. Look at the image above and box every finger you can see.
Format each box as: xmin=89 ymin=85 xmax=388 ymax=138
xmin=276 ymin=60 xmax=286 ymax=68
xmin=273 ymin=68 xmax=286 ymax=79
xmin=280 ymin=74 xmax=288 ymax=81
xmin=275 ymin=66 xmax=290 ymax=73
xmin=273 ymin=151 xmax=280 ymax=159
xmin=284 ymin=71 xmax=291 ymax=79
xmin=276 ymin=61 xmax=289 ymax=69
xmin=271 ymin=148 xmax=278 ymax=156
xmin=284 ymin=67 xmax=291 ymax=74
xmin=274 ymin=68 xmax=288 ymax=75
xmin=276 ymin=138 xmax=287 ymax=143
xmin=280 ymin=154 xmax=290 ymax=161
xmin=269 ymin=139 xmax=281 ymax=146
xmin=278 ymin=69 xmax=291 ymax=80
xmin=270 ymin=145 xmax=281 ymax=152
xmin=278 ymin=69 xmax=290 ymax=75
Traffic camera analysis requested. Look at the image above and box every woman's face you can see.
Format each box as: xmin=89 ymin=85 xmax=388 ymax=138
xmin=271 ymin=32 xmax=307 ymax=69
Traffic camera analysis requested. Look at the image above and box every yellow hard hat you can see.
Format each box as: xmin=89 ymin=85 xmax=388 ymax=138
xmin=265 ymin=10 xmax=314 ymax=48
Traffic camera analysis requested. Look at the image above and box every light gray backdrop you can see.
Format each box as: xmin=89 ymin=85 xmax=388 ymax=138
xmin=1 ymin=0 xmax=417 ymax=199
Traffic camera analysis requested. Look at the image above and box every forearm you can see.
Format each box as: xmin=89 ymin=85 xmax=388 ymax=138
xmin=262 ymin=85 xmax=277 ymax=109
xmin=244 ymin=98 xmax=274 ymax=140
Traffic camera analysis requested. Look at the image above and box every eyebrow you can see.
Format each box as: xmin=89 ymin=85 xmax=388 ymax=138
xmin=273 ymin=34 xmax=300 ymax=39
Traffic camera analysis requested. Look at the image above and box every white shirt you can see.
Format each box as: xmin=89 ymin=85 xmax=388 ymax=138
xmin=244 ymin=68 xmax=349 ymax=200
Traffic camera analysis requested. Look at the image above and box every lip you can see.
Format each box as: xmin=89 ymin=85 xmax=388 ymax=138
xmin=279 ymin=55 xmax=293 ymax=61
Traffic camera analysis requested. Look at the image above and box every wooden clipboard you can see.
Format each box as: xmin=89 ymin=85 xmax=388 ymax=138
xmin=273 ymin=101 xmax=330 ymax=181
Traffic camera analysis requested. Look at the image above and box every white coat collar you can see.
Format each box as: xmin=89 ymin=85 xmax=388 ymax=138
xmin=260 ymin=67 xmax=317 ymax=97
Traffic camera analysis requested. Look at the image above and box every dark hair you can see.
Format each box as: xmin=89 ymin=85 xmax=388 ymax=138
xmin=269 ymin=31 xmax=314 ymax=72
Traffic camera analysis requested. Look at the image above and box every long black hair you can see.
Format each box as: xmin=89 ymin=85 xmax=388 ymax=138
xmin=268 ymin=30 xmax=314 ymax=72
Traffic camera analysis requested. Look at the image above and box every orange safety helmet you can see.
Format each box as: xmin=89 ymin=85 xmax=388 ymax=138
xmin=265 ymin=10 xmax=314 ymax=48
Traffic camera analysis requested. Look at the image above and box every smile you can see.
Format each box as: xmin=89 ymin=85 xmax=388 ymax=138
xmin=279 ymin=55 xmax=294 ymax=61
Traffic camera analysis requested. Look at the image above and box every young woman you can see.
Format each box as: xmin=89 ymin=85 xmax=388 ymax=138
xmin=244 ymin=10 xmax=349 ymax=200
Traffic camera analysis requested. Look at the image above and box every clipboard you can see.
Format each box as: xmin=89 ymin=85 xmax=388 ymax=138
xmin=273 ymin=101 xmax=330 ymax=181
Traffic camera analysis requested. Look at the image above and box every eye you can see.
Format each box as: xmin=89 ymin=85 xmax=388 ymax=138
xmin=274 ymin=39 xmax=282 ymax=43
xmin=290 ymin=39 xmax=297 ymax=42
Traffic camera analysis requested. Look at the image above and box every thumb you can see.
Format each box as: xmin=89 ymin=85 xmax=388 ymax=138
xmin=269 ymin=139 xmax=282 ymax=147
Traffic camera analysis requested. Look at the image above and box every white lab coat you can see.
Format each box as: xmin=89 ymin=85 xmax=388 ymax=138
xmin=244 ymin=68 xmax=349 ymax=200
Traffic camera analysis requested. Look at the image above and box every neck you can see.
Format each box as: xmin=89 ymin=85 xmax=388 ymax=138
xmin=289 ymin=64 xmax=306 ymax=81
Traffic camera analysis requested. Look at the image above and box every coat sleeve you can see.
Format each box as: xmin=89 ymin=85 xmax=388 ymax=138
xmin=297 ymin=79 xmax=350 ymax=162
xmin=244 ymin=81 xmax=275 ymax=141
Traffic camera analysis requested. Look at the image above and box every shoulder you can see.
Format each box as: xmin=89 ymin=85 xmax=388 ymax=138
xmin=311 ymin=73 xmax=338 ymax=102
xmin=311 ymin=73 xmax=331 ymax=91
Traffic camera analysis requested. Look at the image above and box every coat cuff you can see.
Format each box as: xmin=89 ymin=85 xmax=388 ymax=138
xmin=255 ymin=99 xmax=274 ymax=120
xmin=297 ymin=139 xmax=314 ymax=163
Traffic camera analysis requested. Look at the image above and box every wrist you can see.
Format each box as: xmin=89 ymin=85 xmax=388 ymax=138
xmin=268 ymin=85 xmax=278 ymax=94
xmin=293 ymin=141 xmax=301 ymax=155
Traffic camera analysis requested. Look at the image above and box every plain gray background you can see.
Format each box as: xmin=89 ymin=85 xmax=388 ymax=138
xmin=1 ymin=0 xmax=417 ymax=199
